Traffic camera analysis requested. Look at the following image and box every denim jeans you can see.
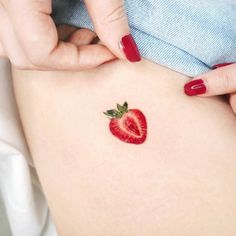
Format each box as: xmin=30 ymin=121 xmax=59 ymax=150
xmin=52 ymin=0 xmax=236 ymax=77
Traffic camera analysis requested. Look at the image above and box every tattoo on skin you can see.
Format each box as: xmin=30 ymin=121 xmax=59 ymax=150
xmin=104 ymin=102 xmax=147 ymax=144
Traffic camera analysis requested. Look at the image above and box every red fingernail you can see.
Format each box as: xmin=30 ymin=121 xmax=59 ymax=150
xmin=212 ymin=62 xmax=234 ymax=69
xmin=120 ymin=34 xmax=141 ymax=62
xmin=184 ymin=79 xmax=207 ymax=96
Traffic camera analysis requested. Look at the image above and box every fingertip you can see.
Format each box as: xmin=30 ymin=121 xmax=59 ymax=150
xmin=119 ymin=34 xmax=141 ymax=62
xmin=212 ymin=62 xmax=235 ymax=70
xmin=184 ymin=78 xmax=207 ymax=96
xmin=185 ymin=62 xmax=236 ymax=98
xmin=85 ymin=0 xmax=141 ymax=62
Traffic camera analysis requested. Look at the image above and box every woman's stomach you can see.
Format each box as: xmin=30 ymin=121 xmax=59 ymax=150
xmin=12 ymin=59 xmax=236 ymax=236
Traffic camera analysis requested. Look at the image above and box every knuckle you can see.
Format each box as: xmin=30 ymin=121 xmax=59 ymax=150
xmin=28 ymin=55 xmax=43 ymax=66
xmin=224 ymin=73 xmax=232 ymax=91
xmin=27 ymin=50 xmax=50 ymax=67
xmin=25 ymin=40 xmax=56 ymax=67
xmin=218 ymin=68 xmax=236 ymax=93
xmin=220 ymin=70 xmax=235 ymax=92
xmin=102 ymin=4 xmax=126 ymax=24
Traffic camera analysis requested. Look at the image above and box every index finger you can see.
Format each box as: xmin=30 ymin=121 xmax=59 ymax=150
xmin=84 ymin=0 xmax=141 ymax=62
xmin=184 ymin=63 xmax=236 ymax=97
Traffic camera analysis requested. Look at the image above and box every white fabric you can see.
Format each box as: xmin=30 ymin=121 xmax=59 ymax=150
xmin=0 ymin=59 xmax=57 ymax=236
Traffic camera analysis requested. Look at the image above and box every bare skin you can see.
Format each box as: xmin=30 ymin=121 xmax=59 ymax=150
xmin=12 ymin=56 xmax=236 ymax=235
xmin=9 ymin=22 xmax=236 ymax=236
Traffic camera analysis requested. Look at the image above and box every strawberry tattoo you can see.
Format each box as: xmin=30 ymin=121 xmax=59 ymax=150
xmin=104 ymin=102 xmax=147 ymax=144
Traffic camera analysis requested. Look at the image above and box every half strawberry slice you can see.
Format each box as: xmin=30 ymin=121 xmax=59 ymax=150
xmin=104 ymin=102 xmax=147 ymax=144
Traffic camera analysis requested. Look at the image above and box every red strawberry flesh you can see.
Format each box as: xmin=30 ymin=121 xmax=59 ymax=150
xmin=123 ymin=114 xmax=141 ymax=136
xmin=104 ymin=102 xmax=147 ymax=145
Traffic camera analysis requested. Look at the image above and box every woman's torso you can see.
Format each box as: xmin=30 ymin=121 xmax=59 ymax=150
xmin=12 ymin=58 xmax=236 ymax=235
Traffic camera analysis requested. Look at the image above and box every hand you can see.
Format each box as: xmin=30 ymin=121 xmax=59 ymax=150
xmin=0 ymin=0 xmax=140 ymax=71
xmin=184 ymin=63 xmax=236 ymax=114
xmin=84 ymin=0 xmax=141 ymax=62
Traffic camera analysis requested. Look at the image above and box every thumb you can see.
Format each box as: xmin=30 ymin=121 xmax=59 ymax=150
xmin=184 ymin=63 xmax=236 ymax=96
xmin=84 ymin=0 xmax=141 ymax=62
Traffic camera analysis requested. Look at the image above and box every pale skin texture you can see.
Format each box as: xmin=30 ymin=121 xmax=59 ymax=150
xmin=9 ymin=27 xmax=236 ymax=236
xmin=12 ymin=56 xmax=236 ymax=236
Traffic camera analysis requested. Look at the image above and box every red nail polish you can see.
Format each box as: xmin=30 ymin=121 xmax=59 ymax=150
xmin=120 ymin=34 xmax=141 ymax=62
xmin=212 ymin=62 xmax=234 ymax=69
xmin=184 ymin=79 xmax=207 ymax=96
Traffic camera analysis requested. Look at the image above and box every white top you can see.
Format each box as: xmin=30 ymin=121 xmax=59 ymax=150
xmin=0 ymin=59 xmax=57 ymax=236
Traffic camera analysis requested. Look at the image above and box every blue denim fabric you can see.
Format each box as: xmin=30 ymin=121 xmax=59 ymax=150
xmin=52 ymin=0 xmax=236 ymax=77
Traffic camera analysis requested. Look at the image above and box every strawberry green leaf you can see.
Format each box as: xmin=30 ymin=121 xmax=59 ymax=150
xmin=104 ymin=109 xmax=120 ymax=118
xmin=117 ymin=104 xmax=127 ymax=112
xmin=123 ymin=102 xmax=128 ymax=109
xmin=104 ymin=102 xmax=129 ymax=119
xmin=108 ymin=109 xmax=118 ymax=115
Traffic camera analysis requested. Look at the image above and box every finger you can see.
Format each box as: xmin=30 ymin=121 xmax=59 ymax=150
xmin=43 ymin=43 xmax=116 ymax=70
xmin=56 ymin=27 xmax=115 ymax=70
xmin=184 ymin=63 xmax=236 ymax=96
xmin=212 ymin=62 xmax=234 ymax=69
xmin=84 ymin=0 xmax=141 ymax=62
xmin=67 ymin=28 xmax=98 ymax=46
xmin=229 ymin=93 xmax=236 ymax=114
xmin=5 ymin=0 xmax=114 ymax=70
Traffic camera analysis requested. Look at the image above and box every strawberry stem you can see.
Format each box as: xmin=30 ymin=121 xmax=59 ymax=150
xmin=104 ymin=102 xmax=129 ymax=119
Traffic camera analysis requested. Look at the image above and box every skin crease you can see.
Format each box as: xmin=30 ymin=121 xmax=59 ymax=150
xmin=10 ymin=26 xmax=236 ymax=236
